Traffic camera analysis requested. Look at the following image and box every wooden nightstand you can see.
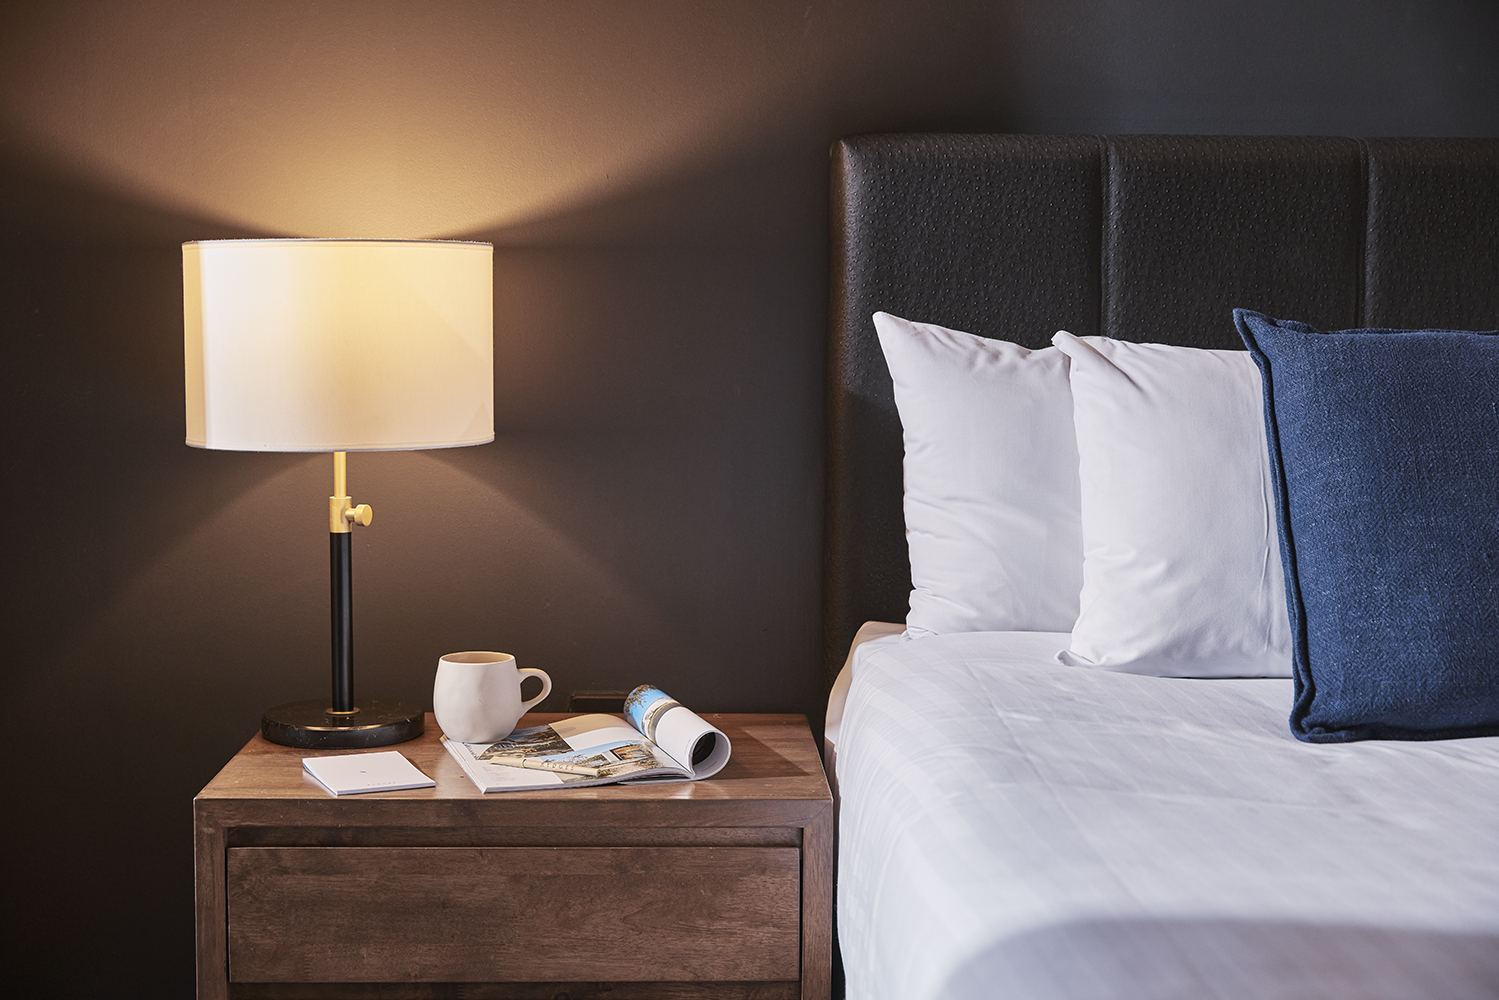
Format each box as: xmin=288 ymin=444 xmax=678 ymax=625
xmin=194 ymin=713 xmax=833 ymax=1000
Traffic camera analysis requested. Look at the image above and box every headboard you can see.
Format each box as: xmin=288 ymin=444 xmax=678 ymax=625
xmin=825 ymin=134 xmax=1499 ymax=686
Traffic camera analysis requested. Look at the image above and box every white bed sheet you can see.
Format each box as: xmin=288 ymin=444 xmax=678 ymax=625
xmin=834 ymin=630 xmax=1499 ymax=1000
xmin=824 ymin=619 xmax=907 ymax=799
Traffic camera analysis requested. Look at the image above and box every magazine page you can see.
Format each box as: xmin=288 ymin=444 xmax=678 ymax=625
xmin=442 ymin=713 xmax=691 ymax=792
xmin=442 ymin=689 xmax=733 ymax=792
xmin=624 ymin=686 xmax=732 ymax=779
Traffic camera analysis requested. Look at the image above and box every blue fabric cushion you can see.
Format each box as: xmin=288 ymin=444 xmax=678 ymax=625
xmin=1235 ymin=309 xmax=1499 ymax=743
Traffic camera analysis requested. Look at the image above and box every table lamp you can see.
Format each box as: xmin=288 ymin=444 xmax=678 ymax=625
xmin=184 ymin=238 xmax=494 ymax=748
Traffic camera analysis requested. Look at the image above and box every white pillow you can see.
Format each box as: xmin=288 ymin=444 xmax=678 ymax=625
xmin=1050 ymin=331 xmax=1292 ymax=677
xmin=875 ymin=312 xmax=1082 ymax=635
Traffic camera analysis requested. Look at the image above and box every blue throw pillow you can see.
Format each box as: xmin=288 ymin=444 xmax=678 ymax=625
xmin=1235 ymin=309 xmax=1499 ymax=743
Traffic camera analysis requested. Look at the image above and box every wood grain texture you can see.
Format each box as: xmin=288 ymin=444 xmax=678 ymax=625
xmin=196 ymin=803 xmax=230 ymax=1000
xmin=231 ymin=981 xmax=799 ymax=999
xmin=799 ymin=805 xmax=835 ymax=1000
xmin=228 ymin=846 xmax=800 ymax=983
xmin=228 ymin=825 xmax=802 ymax=849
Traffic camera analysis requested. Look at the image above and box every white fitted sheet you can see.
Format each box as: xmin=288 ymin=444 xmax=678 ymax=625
xmin=834 ymin=630 xmax=1499 ymax=1000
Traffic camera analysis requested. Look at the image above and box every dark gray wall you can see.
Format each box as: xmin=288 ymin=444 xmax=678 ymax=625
xmin=3 ymin=1 xmax=1497 ymax=995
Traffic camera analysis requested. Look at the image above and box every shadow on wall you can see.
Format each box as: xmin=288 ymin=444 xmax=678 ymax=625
xmin=0 ymin=139 xmax=853 ymax=728
xmin=0 ymin=0 xmax=1022 ymax=742
xmin=0 ymin=0 xmax=1013 ymax=238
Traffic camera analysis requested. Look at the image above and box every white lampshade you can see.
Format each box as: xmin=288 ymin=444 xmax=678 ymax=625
xmin=184 ymin=239 xmax=493 ymax=452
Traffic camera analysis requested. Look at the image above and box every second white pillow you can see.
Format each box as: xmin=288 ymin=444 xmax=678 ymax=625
xmin=1051 ymin=331 xmax=1292 ymax=677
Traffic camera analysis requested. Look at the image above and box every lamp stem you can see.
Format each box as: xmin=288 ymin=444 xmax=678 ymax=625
xmin=330 ymin=451 xmax=354 ymax=714
xmin=258 ymin=448 xmax=417 ymax=747
xmin=331 ymin=530 xmax=354 ymax=713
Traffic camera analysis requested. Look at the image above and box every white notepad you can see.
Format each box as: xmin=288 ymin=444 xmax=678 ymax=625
xmin=302 ymin=751 xmax=436 ymax=796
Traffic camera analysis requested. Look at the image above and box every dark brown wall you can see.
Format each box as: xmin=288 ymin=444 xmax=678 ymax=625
xmin=3 ymin=1 xmax=1497 ymax=995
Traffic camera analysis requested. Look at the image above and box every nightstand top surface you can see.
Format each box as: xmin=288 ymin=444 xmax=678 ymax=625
xmin=196 ymin=713 xmax=830 ymax=824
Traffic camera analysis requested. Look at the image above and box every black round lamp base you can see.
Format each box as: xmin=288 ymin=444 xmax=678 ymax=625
xmin=262 ymin=699 xmax=425 ymax=749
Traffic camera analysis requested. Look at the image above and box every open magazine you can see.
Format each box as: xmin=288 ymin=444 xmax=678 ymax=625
xmin=442 ymin=684 xmax=732 ymax=792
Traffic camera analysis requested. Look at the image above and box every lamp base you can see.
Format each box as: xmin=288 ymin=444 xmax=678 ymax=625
xmin=262 ymin=699 xmax=425 ymax=749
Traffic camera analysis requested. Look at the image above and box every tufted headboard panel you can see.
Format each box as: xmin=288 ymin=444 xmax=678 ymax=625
xmin=825 ymin=133 xmax=1499 ymax=686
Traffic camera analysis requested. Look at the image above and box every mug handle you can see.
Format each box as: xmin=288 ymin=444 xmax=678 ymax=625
xmin=518 ymin=668 xmax=552 ymax=711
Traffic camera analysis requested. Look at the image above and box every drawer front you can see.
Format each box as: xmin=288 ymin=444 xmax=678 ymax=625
xmin=227 ymin=846 xmax=801 ymax=983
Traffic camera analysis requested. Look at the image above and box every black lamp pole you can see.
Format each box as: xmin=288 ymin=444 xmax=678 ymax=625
xmin=259 ymin=452 xmax=425 ymax=748
xmin=331 ymin=530 xmax=354 ymax=713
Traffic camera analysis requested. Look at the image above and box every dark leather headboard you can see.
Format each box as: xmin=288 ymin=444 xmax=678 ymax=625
xmin=825 ymin=133 xmax=1499 ymax=686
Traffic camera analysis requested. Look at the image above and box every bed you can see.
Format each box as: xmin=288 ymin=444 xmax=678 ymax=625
xmin=823 ymin=135 xmax=1499 ymax=1000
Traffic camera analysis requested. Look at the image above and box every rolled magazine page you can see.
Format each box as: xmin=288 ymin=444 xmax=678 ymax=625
xmin=624 ymin=685 xmax=732 ymax=778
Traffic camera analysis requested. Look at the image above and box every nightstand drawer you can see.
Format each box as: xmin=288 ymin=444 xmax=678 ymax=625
xmin=226 ymin=845 xmax=802 ymax=983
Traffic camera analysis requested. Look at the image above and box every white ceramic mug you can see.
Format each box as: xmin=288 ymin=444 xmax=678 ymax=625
xmin=433 ymin=652 xmax=552 ymax=743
